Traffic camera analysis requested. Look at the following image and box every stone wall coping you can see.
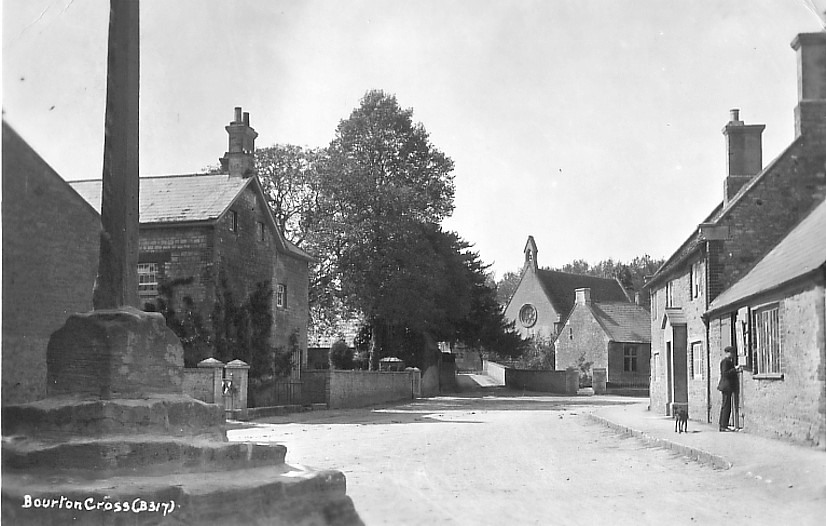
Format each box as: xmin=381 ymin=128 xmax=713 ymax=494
xmin=225 ymin=359 xmax=250 ymax=369
xmin=197 ymin=358 xmax=225 ymax=368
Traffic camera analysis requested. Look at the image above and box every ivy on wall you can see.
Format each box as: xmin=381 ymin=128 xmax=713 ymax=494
xmin=151 ymin=268 xmax=293 ymax=378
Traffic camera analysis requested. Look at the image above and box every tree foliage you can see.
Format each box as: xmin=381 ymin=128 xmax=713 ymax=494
xmin=495 ymin=271 xmax=521 ymax=307
xmin=254 ymin=90 xmax=527 ymax=369
xmin=315 ymin=90 xmax=456 ymax=367
xmin=256 ymin=144 xmax=324 ymax=245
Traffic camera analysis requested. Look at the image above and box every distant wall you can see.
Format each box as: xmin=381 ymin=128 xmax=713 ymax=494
xmin=505 ymin=368 xmax=578 ymax=394
xmin=483 ymin=361 xmax=507 ymax=385
xmin=328 ymin=370 xmax=418 ymax=409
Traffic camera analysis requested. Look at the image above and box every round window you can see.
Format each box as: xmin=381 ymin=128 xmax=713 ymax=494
xmin=519 ymin=304 xmax=537 ymax=328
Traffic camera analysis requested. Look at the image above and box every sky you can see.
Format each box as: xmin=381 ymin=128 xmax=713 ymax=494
xmin=3 ymin=0 xmax=825 ymax=280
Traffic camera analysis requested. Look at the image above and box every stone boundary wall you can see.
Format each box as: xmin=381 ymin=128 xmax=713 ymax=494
xmin=484 ymin=360 xmax=577 ymax=394
xmin=328 ymin=370 xmax=418 ymax=409
xmin=183 ymin=368 xmax=218 ymax=403
xmin=505 ymin=368 xmax=578 ymax=394
xmin=483 ymin=361 xmax=507 ymax=384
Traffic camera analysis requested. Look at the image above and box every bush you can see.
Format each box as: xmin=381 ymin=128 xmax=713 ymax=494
xmin=329 ymin=339 xmax=354 ymax=369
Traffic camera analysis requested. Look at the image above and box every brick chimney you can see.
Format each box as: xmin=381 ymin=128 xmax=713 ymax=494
xmin=575 ymin=288 xmax=591 ymax=305
xmin=219 ymin=106 xmax=258 ymax=178
xmin=721 ymin=108 xmax=765 ymax=205
xmin=791 ymin=32 xmax=826 ymax=139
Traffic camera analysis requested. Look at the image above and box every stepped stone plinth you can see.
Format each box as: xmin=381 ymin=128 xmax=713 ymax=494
xmin=2 ymin=308 xmax=362 ymax=525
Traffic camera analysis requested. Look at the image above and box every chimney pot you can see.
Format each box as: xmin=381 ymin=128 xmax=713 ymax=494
xmin=729 ymin=108 xmax=741 ymax=124
xmin=221 ymin=107 xmax=258 ymax=178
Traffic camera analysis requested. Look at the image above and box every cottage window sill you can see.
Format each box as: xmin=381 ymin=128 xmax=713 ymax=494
xmin=753 ymin=373 xmax=783 ymax=381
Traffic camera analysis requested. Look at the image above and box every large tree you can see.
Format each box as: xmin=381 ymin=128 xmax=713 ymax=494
xmin=318 ymin=90 xmax=455 ymax=368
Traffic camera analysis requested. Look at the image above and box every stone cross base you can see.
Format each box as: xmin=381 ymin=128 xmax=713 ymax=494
xmin=46 ymin=307 xmax=183 ymax=399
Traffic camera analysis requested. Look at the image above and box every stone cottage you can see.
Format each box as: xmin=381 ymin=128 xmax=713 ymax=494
xmin=2 ymin=122 xmax=101 ymax=404
xmin=554 ymin=287 xmax=651 ymax=390
xmin=705 ymin=198 xmax=826 ymax=447
xmin=504 ymin=236 xmax=633 ymax=344
xmin=70 ymin=108 xmax=314 ymax=375
xmin=645 ymin=32 xmax=826 ymax=427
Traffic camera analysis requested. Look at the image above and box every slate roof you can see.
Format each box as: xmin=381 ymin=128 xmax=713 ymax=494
xmin=70 ymin=173 xmax=250 ymax=224
xmin=535 ymin=269 xmax=630 ymax=316
xmin=707 ymin=198 xmax=826 ymax=315
xmin=645 ymin=138 xmax=800 ymax=289
xmin=589 ymin=302 xmax=651 ymax=343
xmin=69 ymin=173 xmax=314 ymax=261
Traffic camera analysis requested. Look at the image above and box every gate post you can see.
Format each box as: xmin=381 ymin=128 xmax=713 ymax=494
xmin=224 ymin=359 xmax=250 ymax=420
xmin=197 ymin=357 xmax=225 ymax=404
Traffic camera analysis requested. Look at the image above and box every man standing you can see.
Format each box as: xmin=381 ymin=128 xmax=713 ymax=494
xmin=718 ymin=346 xmax=740 ymax=431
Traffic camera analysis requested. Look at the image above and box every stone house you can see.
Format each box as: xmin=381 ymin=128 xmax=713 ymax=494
xmin=705 ymin=198 xmax=826 ymax=447
xmin=504 ymin=236 xmax=633 ymax=344
xmin=645 ymin=32 xmax=826 ymax=426
xmin=70 ymin=108 xmax=314 ymax=375
xmin=554 ymin=288 xmax=651 ymax=388
xmin=2 ymin=122 xmax=101 ymax=404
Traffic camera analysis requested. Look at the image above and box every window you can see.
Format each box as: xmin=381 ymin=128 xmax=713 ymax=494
xmin=257 ymin=221 xmax=265 ymax=241
xmin=752 ymin=303 xmax=781 ymax=376
xmin=137 ymin=263 xmax=158 ymax=296
xmin=569 ymin=327 xmax=573 ymax=340
xmin=690 ymin=341 xmax=704 ymax=380
xmin=276 ymin=283 xmax=287 ymax=308
xmin=665 ymin=280 xmax=675 ymax=307
xmin=623 ymin=345 xmax=638 ymax=372
xmin=519 ymin=304 xmax=537 ymax=328
xmin=228 ymin=210 xmax=238 ymax=232
xmin=691 ymin=261 xmax=702 ymax=300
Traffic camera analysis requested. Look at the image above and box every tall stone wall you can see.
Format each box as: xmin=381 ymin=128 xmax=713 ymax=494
xmin=711 ymin=142 xmax=826 ymax=299
xmin=649 ymin=259 xmax=712 ymax=420
xmin=2 ymin=125 xmax=100 ymax=404
xmin=138 ymin=225 xmax=213 ymax=311
xmin=273 ymin=249 xmax=310 ymax=366
xmin=213 ymin=185 xmax=276 ymax=299
xmin=554 ymin=304 xmax=608 ymax=373
xmin=709 ymin=282 xmax=826 ymax=448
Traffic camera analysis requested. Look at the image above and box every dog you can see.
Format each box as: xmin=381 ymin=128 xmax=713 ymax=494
xmin=674 ymin=406 xmax=688 ymax=433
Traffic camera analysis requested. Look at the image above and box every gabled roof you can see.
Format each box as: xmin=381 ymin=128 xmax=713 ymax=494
xmin=589 ymin=302 xmax=651 ymax=343
xmin=70 ymin=173 xmax=250 ymax=224
xmin=707 ymin=198 xmax=826 ymax=315
xmin=69 ymin=173 xmax=315 ymax=262
xmin=535 ymin=269 xmax=629 ymax=316
xmin=2 ymin=121 xmax=100 ymax=219
xmin=646 ymin=138 xmax=801 ymax=289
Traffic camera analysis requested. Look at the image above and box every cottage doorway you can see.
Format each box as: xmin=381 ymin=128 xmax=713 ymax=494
xmin=666 ymin=325 xmax=689 ymax=416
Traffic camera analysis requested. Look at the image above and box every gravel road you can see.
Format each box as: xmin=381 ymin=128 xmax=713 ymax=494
xmin=228 ymin=389 xmax=824 ymax=525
